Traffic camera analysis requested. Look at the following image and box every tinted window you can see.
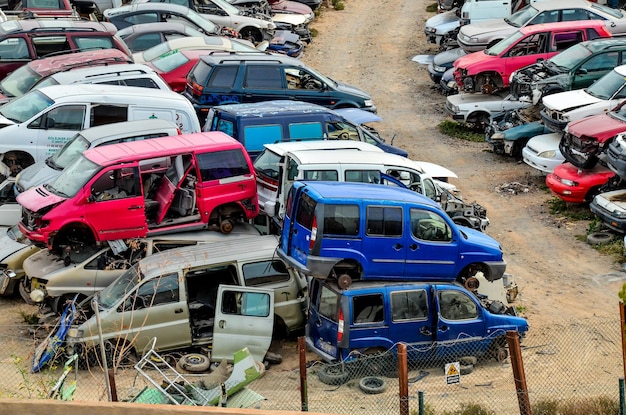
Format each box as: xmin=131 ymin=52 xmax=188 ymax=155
xmin=73 ymin=36 xmax=115 ymax=52
xmin=242 ymin=260 xmax=290 ymax=286
xmin=353 ymin=294 xmax=384 ymax=324
xmin=289 ymin=122 xmax=323 ymax=139
xmin=244 ymin=65 xmax=283 ymax=89
xmin=323 ymin=204 xmax=359 ymax=236
xmin=438 ymin=290 xmax=478 ymax=321
xmin=391 ymin=290 xmax=428 ymax=321
xmin=242 ymin=124 xmax=283 ymax=152
xmin=295 ymin=192 xmax=316 ymax=230
xmin=126 ymin=33 xmax=162 ymax=51
xmin=581 ymin=52 xmax=618 ymax=72
xmin=119 ymin=78 xmax=160 ymax=88
xmin=91 ymin=105 xmax=128 ymax=126
xmin=302 ymin=170 xmax=338 ymax=181
xmin=196 ymin=148 xmax=250 ymax=181
xmin=366 ymin=206 xmax=402 ymax=236
xmin=318 ymin=284 xmax=339 ymax=321
xmin=207 ymin=65 xmax=237 ymax=88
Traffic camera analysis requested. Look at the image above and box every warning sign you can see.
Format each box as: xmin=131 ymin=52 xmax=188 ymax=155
xmin=445 ymin=362 xmax=460 ymax=385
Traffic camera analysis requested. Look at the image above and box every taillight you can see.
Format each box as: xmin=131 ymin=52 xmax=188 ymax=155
xmin=188 ymin=81 xmax=203 ymax=97
xmin=309 ymin=216 xmax=317 ymax=251
xmin=337 ymin=308 xmax=344 ymax=343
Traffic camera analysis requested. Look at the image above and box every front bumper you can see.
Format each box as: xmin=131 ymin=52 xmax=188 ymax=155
xmin=590 ymin=200 xmax=626 ymax=233
xmin=545 ymin=173 xmax=587 ymax=204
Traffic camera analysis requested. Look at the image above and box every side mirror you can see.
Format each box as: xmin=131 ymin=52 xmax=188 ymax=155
xmin=576 ymin=68 xmax=588 ymax=75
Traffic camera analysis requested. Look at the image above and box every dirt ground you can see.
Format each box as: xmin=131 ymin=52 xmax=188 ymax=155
xmin=265 ymin=0 xmax=626 ymax=370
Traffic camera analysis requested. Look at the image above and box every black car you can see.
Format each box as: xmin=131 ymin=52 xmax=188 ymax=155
xmin=183 ymin=51 xmax=376 ymax=120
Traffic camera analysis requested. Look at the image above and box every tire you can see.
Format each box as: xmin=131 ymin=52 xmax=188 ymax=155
xmin=176 ymin=353 xmax=211 ymax=373
xmin=239 ymin=27 xmax=262 ymax=44
xmin=466 ymin=112 xmax=490 ymax=132
xmin=317 ymin=364 xmax=351 ymax=385
xmin=459 ymin=356 xmax=478 ymax=366
xmin=587 ymin=232 xmax=614 ymax=246
xmin=495 ymin=347 xmax=508 ymax=362
xmin=358 ymin=376 xmax=387 ymax=394
xmin=337 ymin=273 xmax=352 ymax=289
xmin=460 ymin=364 xmax=474 ymax=375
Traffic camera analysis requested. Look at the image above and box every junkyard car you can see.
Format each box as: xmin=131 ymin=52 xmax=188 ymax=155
xmin=486 ymin=114 xmax=551 ymax=158
xmin=541 ymin=64 xmax=626 ymax=133
xmin=424 ymin=8 xmax=461 ymax=47
xmin=510 ymin=38 xmax=626 ymax=105
xmin=590 ymin=187 xmax=626 ymax=232
xmin=144 ymin=49 xmax=208 ymax=93
xmin=605 ymin=132 xmax=626 ymax=177
xmin=458 ymin=0 xmax=626 ymax=53
xmin=0 ymin=224 xmax=40 ymax=297
xmin=132 ymin=36 xmax=259 ymax=64
xmin=546 ymin=161 xmax=617 ymax=203
xmin=0 ymin=178 xmax=21 ymax=227
xmin=445 ymin=93 xmax=531 ymax=131
xmin=522 ymin=132 xmax=566 ymax=173
xmin=453 ymin=20 xmax=612 ymax=94
xmin=559 ymin=102 xmax=626 ymax=169
xmin=428 ymin=47 xmax=467 ymax=85
xmin=117 ymin=21 xmax=211 ymax=52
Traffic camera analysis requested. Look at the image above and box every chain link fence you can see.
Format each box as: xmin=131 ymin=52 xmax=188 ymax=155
xmin=0 ymin=318 xmax=622 ymax=414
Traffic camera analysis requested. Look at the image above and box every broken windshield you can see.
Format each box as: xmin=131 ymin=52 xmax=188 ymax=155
xmin=99 ymin=264 xmax=142 ymax=309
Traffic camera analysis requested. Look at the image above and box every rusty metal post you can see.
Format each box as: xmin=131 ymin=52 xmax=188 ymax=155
xmin=506 ymin=330 xmax=531 ymax=415
xmin=108 ymin=369 xmax=118 ymax=402
xmin=620 ymin=302 xmax=626 ymax=381
xmin=298 ymin=336 xmax=308 ymax=412
xmin=398 ymin=343 xmax=409 ymax=415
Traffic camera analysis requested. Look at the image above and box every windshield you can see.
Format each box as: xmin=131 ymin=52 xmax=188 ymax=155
xmin=505 ymin=4 xmax=538 ymax=28
xmin=0 ymin=65 xmax=41 ymax=98
xmin=548 ymin=43 xmax=592 ymax=71
xmin=0 ymin=90 xmax=53 ymax=123
xmin=31 ymin=76 xmax=60 ymax=91
xmin=254 ymin=149 xmax=281 ymax=179
xmin=485 ymin=30 xmax=524 ymax=56
xmin=586 ymin=69 xmax=626 ymax=100
xmin=184 ymin=8 xmax=220 ymax=33
xmin=151 ymin=51 xmax=189 ymax=72
xmin=47 ymin=154 xmax=100 ymax=198
xmin=7 ymin=223 xmax=31 ymax=245
xmin=49 ymin=133 xmax=89 ymax=170
xmin=591 ymin=2 xmax=623 ymax=19
xmin=99 ymin=264 xmax=142 ymax=309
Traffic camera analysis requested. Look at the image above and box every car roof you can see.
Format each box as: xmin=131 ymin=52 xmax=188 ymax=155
xmin=117 ymin=21 xmax=193 ymax=36
xmin=36 ymin=83 xmax=173 ymax=100
xmin=214 ymin=100 xmax=332 ymax=115
xmin=0 ymin=19 xmax=117 ymax=34
xmin=519 ymin=19 xmax=609 ymax=35
xmin=294 ymin=181 xmax=439 ymax=206
xmin=198 ymin=50 xmax=301 ymax=66
xmin=530 ymin=0 xmax=616 ymax=12
xmin=78 ymin=119 xmax=180 ymax=143
xmin=138 ymin=235 xmax=279 ymax=278
xmin=582 ymin=38 xmax=626 ymax=53
xmin=262 ymin=140 xmax=383 ymax=155
xmin=21 ymin=49 xmax=131 ymax=77
xmin=47 ymin=63 xmax=159 ymax=82
xmin=290 ymin=149 xmax=420 ymax=168
xmin=105 ymin=2 xmax=193 ymax=17
xmin=83 ymin=131 xmax=243 ymax=166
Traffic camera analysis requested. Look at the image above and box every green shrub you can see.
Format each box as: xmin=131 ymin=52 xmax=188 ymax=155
xmin=438 ymin=120 xmax=484 ymax=142
xmin=426 ymin=2 xmax=438 ymax=12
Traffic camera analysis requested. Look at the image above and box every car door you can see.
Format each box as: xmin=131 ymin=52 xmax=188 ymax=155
xmin=571 ymin=51 xmax=620 ymax=91
xmin=387 ymin=286 xmax=434 ymax=349
xmin=211 ymin=284 xmax=274 ymax=362
xmin=503 ymin=32 xmax=550 ymax=81
xmin=306 ymin=279 xmax=341 ymax=360
xmin=363 ymin=204 xmax=406 ymax=277
xmin=288 ymin=67 xmax=338 ymax=108
xmin=405 ymin=207 xmax=458 ymax=279
xmin=34 ymin=104 xmax=87 ymax=161
xmin=241 ymin=65 xmax=290 ymax=103
xmin=85 ymin=165 xmax=147 ymax=239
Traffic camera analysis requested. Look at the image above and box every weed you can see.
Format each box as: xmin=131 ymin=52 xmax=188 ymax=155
xmin=426 ymin=2 xmax=438 ymax=12
xmin=331 ymin=0 xmax=344 ymax=10
xmin=438 ymin=120 xmax=484 ymax=142
xmin=532 ymin=396 xmax=618 ymax=415
xmin=8 ymin=354 xmax=57 ymax=399
xmin=515 ymin=305 xmax=527 ymax=315
xmin=441 ymin=403 xmax=495 ymax=415
xmin=545 ymin=197 xmax=594 ymax=220
xmin=18 ymin=309 xmax=40 ymax=325
xmin=310 ymin=28 xmax=318 ymax=38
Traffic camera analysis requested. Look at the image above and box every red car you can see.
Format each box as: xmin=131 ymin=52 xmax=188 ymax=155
xmin=145 ymin=49 xmax=207 ymax=93
xmin=546 ymin=162 xmax=615 ymax=204
xmin=560 ymin=102 xmax=626 ymax=169
xmin=453 ymin=20 xmax=612 ymax=94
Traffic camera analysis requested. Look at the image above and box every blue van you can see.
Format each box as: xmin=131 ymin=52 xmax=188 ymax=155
xmin=307 ymin=278 xmax=528 ymax=365
xmin=202 ymin=100 xmax=408 ymax=159
xmin=277 ymin=181 xmax=506 ymax=289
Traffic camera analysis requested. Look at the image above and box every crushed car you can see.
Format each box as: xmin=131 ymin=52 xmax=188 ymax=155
xmin=445 ymin=93 xmax=531 ymax=131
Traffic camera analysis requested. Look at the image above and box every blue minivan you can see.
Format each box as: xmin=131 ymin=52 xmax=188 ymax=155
xmin=307 ymin=278 xmax=528 ymax=365
xmin=277 ymin=181 xmax=506 ymax=289
xmin=202 ymin=100 xmax=408 ymax=159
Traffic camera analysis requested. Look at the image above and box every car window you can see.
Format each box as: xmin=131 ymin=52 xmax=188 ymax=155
xmin=90 ymin=105 xmax=128 ymax=126
xmin=580 ymin=52 xmax=618 ymax=73
xmin=32 ymin=35 xmax=70 ymax=58
xmin=221 ymin=290 xmax=271 ymax=317
xmin=242 ymin=124 xmax=282 ymax=152
xmin=561 ymin=9 xmax=592 ymax=21
xmin=125 ymin=13 xmax=159 ymax=25
xmin=119 ymin=78 xmax=161 ymax=88
xmin=353 ymin=294 xmax=384 ymax=324
xmin=45 ymin=105 xmax=86 ymax=130
xmin=410 ymin=208 xmax=452 ymax=242
xmin=506 ymin=33 xmax=545 ymax=57
xmin=528 ymin=10 xmax=558 ymax=25
xmin=391 ymin=289 xmax=428 ymax=321
xmin=127 ymin=33 xmax=162 ymax=51
xmin=73 ymin=36 xmax=115 ymax=52
xmin=322 ymin=204 xmax=359 ymax=236
xmin=0 ymin=37 xmax=29 ymax=59
xmin=294 ymin=192 xmax=316 ymax=230
xmin=196 ymin=148 xmax=250 ymax=181
xmin=318 ymin=284 xmax=339 ymax=321
xmin=344 ymin=170 xmax=381 ymax=184
xmin=303 ymin=170 xmax=339 ymax=181
xmin=553 ymin=31 xmax=584 ymax=52
xmin=91 ymin=166 xmax=140 ymax=201
xmin=244 ymin=65 xmax=283 ymax=89
xmin=289 ymin=122 xmax=323 ymax=139
xmin=128 ymin=272 xmax=179 ymax=310
xmin=207 ymin=65 xmax=237 ymax=88
xmin=366 ymin=206 xmax=402 ymax=236
xmin=242 ymin=260 xmax=290 ymax=286
xmin=438 ymin=290 xmax=478 ymax=321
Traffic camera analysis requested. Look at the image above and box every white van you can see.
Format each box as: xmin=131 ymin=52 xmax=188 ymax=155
xmin=0 ymin=84 xmax=201 ymax=177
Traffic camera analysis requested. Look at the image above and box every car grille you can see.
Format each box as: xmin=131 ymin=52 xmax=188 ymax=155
xmin=21 ymin=208 xmax=36 ymax=230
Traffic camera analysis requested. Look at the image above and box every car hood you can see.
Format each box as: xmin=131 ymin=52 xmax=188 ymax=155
xmin=0 ymin=230 xmax=29 ymax=261
xmin=425 ymin=9 xmax=459 ymax=28
xmin=526 ymin=132 xmax=561 ymax=151
xmin=334 ymin=108 xmax=382 ymax=124
xmin=454 ymin=50 xmax=494 ymax=69
xmin=0 ymin=114 xmax=16 ymax=128
xmin=542 ymin=89 xmax=600 ymax=112
xmin=447 ymin=93 xmax=530 ymax=112
xmin=335 ymin=81 xmax=370 ymax=99
xmin=272 ymin=13 xmax=308 ymax=25
xmin=433 ymin=47 xmax=467 ymax=66
xmin=16 ymin=161 xmax=60 ymax=193
xmin=458 ymin=225 xmax=502 ymax=252
xmin=566 ymin=113 xmax=626 ymax=142
xmin=22 ymin=250 xmax=66 ymax=280
xmin=414 ymin=161 xmax=457 ymax=179
xmin=554 ymin=162 xmax=614 ymax=182
xmin=593 ymin=188 xmax=626 ymax=214
xmin=16 ymin=185 xmax=66 ymax=212
xmin=459 ymin=19 xmax=514 ymax=39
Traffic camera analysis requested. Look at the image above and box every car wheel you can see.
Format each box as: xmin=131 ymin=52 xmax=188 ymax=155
xmin=317 ymin=363 xmax=351 ymax=385
xmin=466 ymin=112 xmax=490 ymax=132
xmin=587 ymin=232 xmax=614 ymax=246
xmin=239 ymin=27 xmax=262 ymax=44
xmin=177 ymin=353 xmax=211 ymax=373
xmin=358 ymin=376 xmax=387 ymax=394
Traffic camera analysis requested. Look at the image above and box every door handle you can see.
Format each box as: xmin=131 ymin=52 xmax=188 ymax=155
xmin=393 ymin=243 xmax=403 ymax=250
xmin=174 ymin=308 xmax=183 ymax=314
xmin=419 ymin=326 xmax=432 ymax=336
xmin=128 ymin=205 xmax=143 ymax=210
xmin=219 ymin=320 xmax=226 ymax=329
xmin=409 ymin=244 xmax=418 ymax=251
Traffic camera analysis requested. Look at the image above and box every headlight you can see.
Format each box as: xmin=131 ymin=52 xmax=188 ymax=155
xmin=538 ymin=150 xmax=556 ymax=159
xmin=30 ymin=289 xmax=45 ymax=303
xmin=451 ymin=105 xmax=459 ymax=113
xmin=364 ymin=99 xmax=373 ymax=107
xmin=470 ymin=37 xmax=480 ymax=43
xmin=560 ymin=114 xmax=570 ymax=123
xmin=434 ymin=65 xmax=447 ymax=72
xmin=560 ymin=179 xmax=577 ymax=186
xmin=491 ymin=133 xmax=505 ymax=140
xmin=427 ymin=27 xmax=436 ymax=34
xmin=614 ymin=210 xmax=626 ymax=219
xmin=460 ymin=34 xmax=470 ymax=42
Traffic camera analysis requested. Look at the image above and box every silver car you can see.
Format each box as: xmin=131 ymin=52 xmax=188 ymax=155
xmin=457 ymin=0 xmax=626 ymax=53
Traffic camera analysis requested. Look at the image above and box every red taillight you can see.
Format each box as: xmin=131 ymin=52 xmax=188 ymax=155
xmin=309 ymin=216 xmax=317 ymax=251
xmin=188 ymin=81 xmax=203 ymax=97
xmin=337 ymin=308 xmax=344 ymax=343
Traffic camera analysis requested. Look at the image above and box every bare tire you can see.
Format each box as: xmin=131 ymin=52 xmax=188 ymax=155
xmin=177 ymin=353 xmax=211 ymax=373
xmin=586 ymin=232 xmax=613 ymax=246
xmin=464 ymin=276 xmax=479 ymax=291
xmin=460 ymin=364 xmax=474 ymax=375
xmin=359 ymin=376 xmax=387 ymax=394
xmin=466 ymin=112 xmax=490 ymax=132
xmin=220 ymin=219 xmax=234 ymax=234
xmin=317 ymin=364 xmax=351 ymax=385
xmin=337 ymin=273 xmax=352 ymax=289
xmin=495 ymin=347 xmax=508 ymax=362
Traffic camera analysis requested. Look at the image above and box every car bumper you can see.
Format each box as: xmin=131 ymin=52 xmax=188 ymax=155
xmin=540 ymin=111 xmax=568 ymax=133
xmin=522 ymin=146 xmax=561 ymax=175
xmin=589 ymin=200 xmax=626 ymax=233
xmin=545 ymin=174 xmax=587 ymax=204
xmin=443 ymin=102 xmax=465 ymax=121
xmin=427 ymin=63 xmax=444 ymax=84
xmin=607 ymin=147 xmax=626 ymax=178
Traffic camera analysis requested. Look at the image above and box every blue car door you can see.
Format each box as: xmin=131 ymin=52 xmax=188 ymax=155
xmin=362 ymin=204 xmax=406 ymax=277
xmin=387 ymin=285 xmax=435 ymax=355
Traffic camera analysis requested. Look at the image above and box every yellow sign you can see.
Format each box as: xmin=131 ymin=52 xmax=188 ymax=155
xmin=445 ymin=362 xmax=460 ymax=385
xmin=446 ymin=364 xmax=459 ymax=376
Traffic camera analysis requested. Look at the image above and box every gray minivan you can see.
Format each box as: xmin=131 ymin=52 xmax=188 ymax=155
xmin=64 ymin=235 xmax=308 ymax=364
xmin=202 ymin=100 xmax=407 ymax=159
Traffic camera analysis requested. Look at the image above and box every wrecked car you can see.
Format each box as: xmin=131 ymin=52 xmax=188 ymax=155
xmin=541 ymin=64 xmax=626 ymax=133
xmin=453 ymin=20 xmax=611 ymax=95
xmin=510 ymin=38 xmax=626 ymax=105
xmin=522 ymin=132 xmax=566 ymax=174
xmin=445 ymin=93 xmax=531 ymax=131
xmin=484 ymin=107 xmax=549 ymax=157
xmin=64 ymin=235 xmax=308 ymax=365
xmin=559 ymin=102 xmax=626 ymax=169
xmin=606 ymin=132 xmax=626 ymax=178
xmin=546 ymin=162 xmax=618 ymax=204
xmin=590 ymin=188 xmax=626 ymax=233
xmin=428 ymin=47 xmax=468 ymax=85
xmin=0 ymin=224 xmax=40 ymax=297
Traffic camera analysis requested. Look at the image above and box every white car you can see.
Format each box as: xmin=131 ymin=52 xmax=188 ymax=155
xmin=540 ymin=64 xmax=626 ymax=133
xmin=445 ymin=93 xmax=531 ymax=131
xmin=0 ymin=178 xmax=19 ymax=227
xmin=424 ymin=8 xmax=460 ymax=46
xmin=131 ymin=35 xmax=259 ymax=63
xmin=522 ymin=132 xmax=565 ymax=174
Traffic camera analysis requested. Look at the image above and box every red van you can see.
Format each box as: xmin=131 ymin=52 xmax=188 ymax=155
xmin=17 ymin=132 xmax=258 ymax=254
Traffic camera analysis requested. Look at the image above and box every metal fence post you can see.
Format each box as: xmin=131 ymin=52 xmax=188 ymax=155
xmin=298 ymin=336 xmax=308 ymax=412
xmin=620 ymin=377 xmax=624 ymax=415
xmin=398 ymin=343 xmax=408 ymax=415
xmin=506 ymin=330 xmax=532 ymax=415
xmin=620 ymin=302 xmax=626 ymax=381
xmin=418 ymin=390 xmax=424 ymax=415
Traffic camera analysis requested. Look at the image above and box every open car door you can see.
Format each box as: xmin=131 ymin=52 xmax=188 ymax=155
xmin=211 ymin=285 xmax=274 ymax=363
xmin=155 ymin=154 xmax=194 ymax=225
